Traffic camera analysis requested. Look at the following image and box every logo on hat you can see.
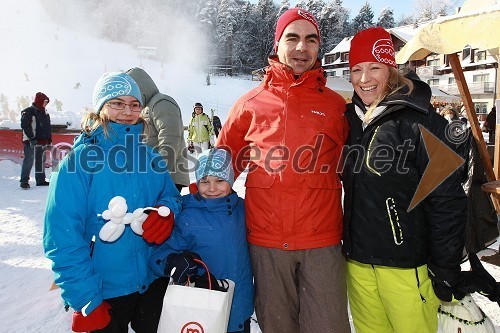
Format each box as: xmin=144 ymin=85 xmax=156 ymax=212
xmin=372 ymin=38 xmax=396 ymax=68
xmin=297 ymin=10 xmax=318 ymax=26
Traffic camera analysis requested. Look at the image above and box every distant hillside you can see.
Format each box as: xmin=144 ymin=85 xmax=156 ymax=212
xmin=0 ymin=0 xmax=258 ymax=127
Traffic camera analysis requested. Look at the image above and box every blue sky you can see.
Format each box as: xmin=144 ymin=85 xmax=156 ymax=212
xmin=249 ymin=0 xmax=465 ymax=21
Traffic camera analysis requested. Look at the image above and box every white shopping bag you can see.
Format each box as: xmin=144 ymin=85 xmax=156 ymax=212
xmin=437 ymin=294 xmax=495 ymax=333
xmin=158 ymin=260 xmax=235 ymax=333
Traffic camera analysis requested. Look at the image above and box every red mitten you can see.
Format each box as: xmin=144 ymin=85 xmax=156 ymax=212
xmin=142 ymin=208 xmax=174 ymax=244
xmin=72 ymin=301 xmax=111 ymax=332
xmin=189 ymin=182 xmax=198 ymax=194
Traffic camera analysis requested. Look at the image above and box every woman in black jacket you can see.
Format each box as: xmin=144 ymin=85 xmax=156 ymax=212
xmin=342 ymin=27 xmax=467 ymax=333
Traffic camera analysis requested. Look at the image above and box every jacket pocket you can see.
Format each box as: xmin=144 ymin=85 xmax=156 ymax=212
xmin=385 ymin=197 xmax=404 ymax=245
xmin=245 ymin=170 xmax=276 ymax=232
xmin=298 ymin=174 xmax=342 ymax=232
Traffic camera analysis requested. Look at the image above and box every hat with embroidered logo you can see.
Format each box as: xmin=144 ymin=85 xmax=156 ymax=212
xmin=92 ymin=72 xmax=142 ymax=112
xmin=349 ymin=26 xmax=397 ymax=69
xmin=195 ymin=148 xmax=234 ymax=187
xmin=274 ymin=8 xmax=320 ymax=53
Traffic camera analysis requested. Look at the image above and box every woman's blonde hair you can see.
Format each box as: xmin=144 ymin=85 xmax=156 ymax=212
xmin=364 ymin=67 xmax=414 ymax=121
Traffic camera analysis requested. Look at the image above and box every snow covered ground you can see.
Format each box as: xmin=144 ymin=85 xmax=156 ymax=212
xmin=1 ymin=0 xmax=499 ymax=332
xmin=0 ymin=160 xmax=256 ymax=332
xmin=1 ymin=160 xmax=500 ymax=332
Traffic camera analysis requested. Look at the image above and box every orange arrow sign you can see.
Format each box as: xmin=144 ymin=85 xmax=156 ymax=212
xmin=407 ymin=125 xmax=465 ymax=212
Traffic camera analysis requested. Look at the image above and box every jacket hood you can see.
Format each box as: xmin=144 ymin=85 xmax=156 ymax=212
xmin=125 ymin=68 xmax=159 ymax=105
xmin=352 ymin=70 xmax=431 ymax=115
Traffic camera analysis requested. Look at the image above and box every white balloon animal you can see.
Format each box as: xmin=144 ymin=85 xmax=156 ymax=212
xmin=98 ymin=196 xmax=171 ymax=242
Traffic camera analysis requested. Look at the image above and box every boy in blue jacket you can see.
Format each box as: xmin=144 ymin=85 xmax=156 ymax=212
xmin=150 ymin=148 xmax=254 ymax=333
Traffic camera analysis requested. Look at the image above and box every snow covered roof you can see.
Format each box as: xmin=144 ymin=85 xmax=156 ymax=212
xmin=389 ymin=23 xmax=425 ymax=43
xmin=326 ymin=22 xmax=433 ymax=56
xmin=326 ymin=36 xmax=352 ymax=55
xmin=325 ymin=77 xmax=353 ymax=100
xmin=430 ymin=87 xmax=461 ymax=103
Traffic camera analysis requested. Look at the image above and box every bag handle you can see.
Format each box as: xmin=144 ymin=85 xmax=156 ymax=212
xmin=192 ymin=258 xmax=212 ymax=290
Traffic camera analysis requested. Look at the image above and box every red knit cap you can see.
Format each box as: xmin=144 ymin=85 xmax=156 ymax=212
xmin=349 ymin=27 xmax=397 ymax=69
xmin=274 ymin=8 xmax=320 ymax=53
xmin=33 ymin=92 xmax=49 ymax=109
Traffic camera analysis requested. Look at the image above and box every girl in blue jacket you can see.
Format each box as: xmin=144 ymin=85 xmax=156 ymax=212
xmin=43 ymin=72 xmax=182 ymax=333
xmin=150 ymin=148 xmax=254 ymax=333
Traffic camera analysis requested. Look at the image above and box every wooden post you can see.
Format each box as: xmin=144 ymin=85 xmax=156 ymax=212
xmin=495 ymin=121 xmax=500 ymax=178
xmin=449 ymin=53 xmax=500 ymax=211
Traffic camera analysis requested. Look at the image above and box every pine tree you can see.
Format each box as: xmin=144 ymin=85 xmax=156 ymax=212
xmin=196 ymin=0 xmax=220 ymax=65
xmin=216 ymin=0 xmax=238 ymax=72
xmin=351 ymin=1 xmax=374 ymax=34
xmin=303 ymin=0 xmax=326 ymax=19
xmin=412 ymin=0 xmax=451 ymax=22
xmin=377 ymin=7 xmax=396 ymax=28
xmin=318 ymin=0 xmax=350 ymax=57
xmin=254 ymin=0 xmax=279 ymax=67
xmin=396 ymin=13 xmax=414 ymax=26
xmin=233 ymin=2 xmax=260 ymax=71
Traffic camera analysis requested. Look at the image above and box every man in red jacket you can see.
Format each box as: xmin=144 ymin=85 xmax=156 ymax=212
xmin=217 ymin=8 xmax=350 ymax=333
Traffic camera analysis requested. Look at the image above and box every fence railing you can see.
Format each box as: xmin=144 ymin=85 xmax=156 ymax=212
xmin=440 ymin=82 xmax=495 ymax=95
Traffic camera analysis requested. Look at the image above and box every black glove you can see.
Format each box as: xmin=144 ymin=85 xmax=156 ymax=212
xmin=459 ymin=252 xmax=500 ymax=305
xmin=165 ymin=252 xmax=201 ymax=284
xmin=188 ymin=142 xmax=195 ymax=154
xmin=30 ymin=139 xmax=37 ymax=148
xmin=428 ymin=262 xmax=465 ymax=302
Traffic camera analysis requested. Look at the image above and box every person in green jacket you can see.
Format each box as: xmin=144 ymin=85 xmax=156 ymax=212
xmin=187 ymin=102 xmax=214 ymax=156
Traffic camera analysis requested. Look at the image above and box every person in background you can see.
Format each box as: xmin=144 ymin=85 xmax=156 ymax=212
xmin=342 ymin=27 xmax=466 ymax=333
xmin=150 ymin=148 xmax=254 ymax=333
xmin=43 ymin=72 xmax=182 ymax=333
xmin=213 ymin=115 xmax=223 ymax=138
xmin=216 ymin=8 xmax=350 ymax=332
xmin=485 ymin=106 xmax=496 ymax=144
xmin=440 ymin=105 xmax=460 ymax=123
xmin=20 ymin=91 xmax=52 ymax=188
xmin=53 ymin=98 xmax=63 ymax=112
xmin=187 ymin=102 xmax=214 ymax=155
xmin=126 ymin=67 xmax=189 ymax=192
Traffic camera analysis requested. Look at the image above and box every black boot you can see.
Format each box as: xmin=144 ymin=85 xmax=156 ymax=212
xmin=20 ymin=183 xmax=30 ymax=189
